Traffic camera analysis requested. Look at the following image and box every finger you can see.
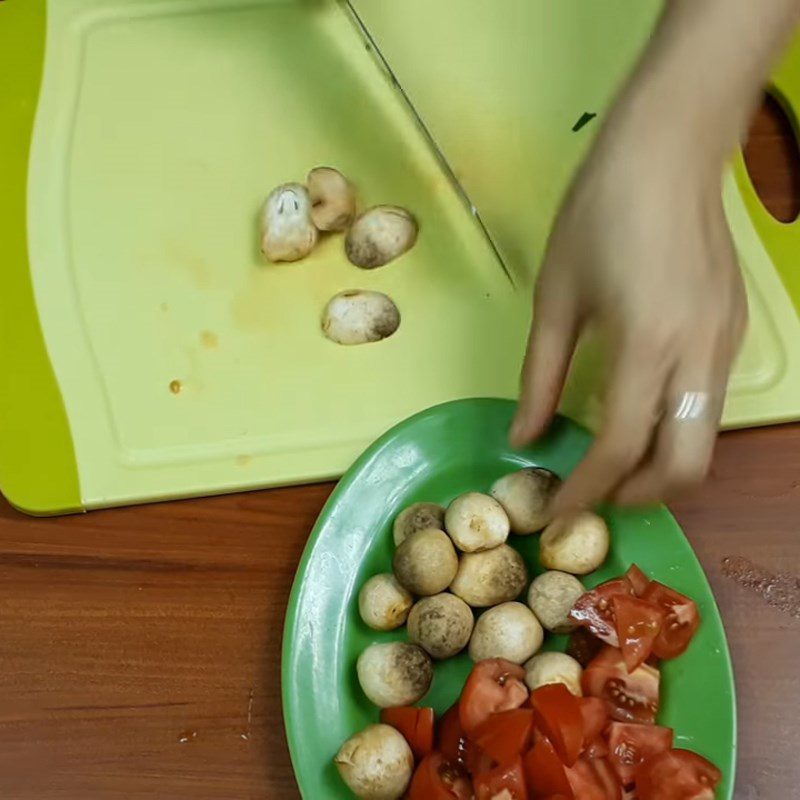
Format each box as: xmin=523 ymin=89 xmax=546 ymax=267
xmin=510 ymin=292 xmax=580 ymax=448
xmin=550 ymin=336 xmax=673 ymax=515
xmin=614 ymin=356 xmax=726 ymax=506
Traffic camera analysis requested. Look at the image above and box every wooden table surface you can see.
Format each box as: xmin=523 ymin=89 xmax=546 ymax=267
xmin=1 ymin=101 xmax=799 ymax=800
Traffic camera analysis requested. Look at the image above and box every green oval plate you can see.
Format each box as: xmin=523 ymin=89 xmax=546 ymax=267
xmin=282 ymin=398 xmax=736 ymax=798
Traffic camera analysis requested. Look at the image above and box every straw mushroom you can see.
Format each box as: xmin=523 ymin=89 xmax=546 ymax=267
xmin=524 ymin=652 xmax=583 ymax=697
xmin=393 ymin=528 xmax=459 ymax=596
xmin=468 ymin=602 xmax=544 ymax=664
xmin=449 ymin=544 xmax=528 ymax=607
xmin=539 ymin=512 xmax=610 ymax=575
xmin=445 ymin=492 xmax=510 ymax=553
xmin=407 ymin=593 xmax=474 ymax=660
xmin=307 ymin=166 xmax=356 ymax=232
xmin=356 ymin=642 xmax=433 ymax=708
xmin=322 ymin=290 xmax=400 ymax=345
xmin=358 ymin=574 xmax=413 ymax=631
xmin=527 ymin=571 xmax=585 ymax=633
xmin=334 ymin=723 xmax=414 ymax=799
xmin=393 ymin=502 xmax=445 ymax=547
xmin=346 ymin=206 xmax=418 ymax=269
xmin=490 ymin=467 xmax=561 ymax=535
xmin=260 ymin=182 xmax=318 ymax=262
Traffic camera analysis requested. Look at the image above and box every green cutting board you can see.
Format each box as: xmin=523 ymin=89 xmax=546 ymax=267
xmin=351 ymin=0 xmax=800 ymax=432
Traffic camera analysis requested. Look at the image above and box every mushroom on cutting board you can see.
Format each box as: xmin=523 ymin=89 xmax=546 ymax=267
xmin=260 ymin=182 xmax=318 ymax=262
xmin=346 ymin=205 xmax=418 ymax=269
xmin=322 ymin=290 xmax=400 ymax=346
xmin=307 ymin=166 xmax=357 ymax=232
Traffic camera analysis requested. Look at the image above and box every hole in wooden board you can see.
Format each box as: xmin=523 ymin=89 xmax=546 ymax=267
xmin=743 ymin=92 xmax=800 ymax=223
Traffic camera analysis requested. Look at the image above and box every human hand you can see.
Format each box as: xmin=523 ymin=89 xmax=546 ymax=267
xmin=510 ymin=104 xmax=747 ymax=512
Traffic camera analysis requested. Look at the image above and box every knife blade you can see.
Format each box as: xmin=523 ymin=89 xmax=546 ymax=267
xmin=342 ymin=0 xmax=515 ymax=286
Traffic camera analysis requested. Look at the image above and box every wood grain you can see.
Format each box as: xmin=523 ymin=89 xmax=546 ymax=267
xmin=1 ymin=99 xmax=799 ymax=800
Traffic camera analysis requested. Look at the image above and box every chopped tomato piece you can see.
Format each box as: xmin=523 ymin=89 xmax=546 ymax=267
xmin=567 ymin=628 xmax=605 ymax=668
xmin=408 ymin=752 xmax=474 ymax=800
xmin=625 ymin=564 xmax=650 ymax=597
xmin=466 ymin=744 xmax=497 ymax=778
xmin=565 ymin=757 xmax=622 ymax=799
xmin=569 ymin=579 xmax=634 ymax=647
xmin=612 ymin=595 xmax=665 ymax=672
xmin=578 ymin=697 xmax=611 ymax=744
xmin=439 ymin=703 xmax=494 ymax=776
xmin=592 ymin=758 xmax=623 ymax=799
xmin=474 ymin=756 xmax=528 ymax=800
xmin=582 ymin=647 xmax=660 ymax=725
xmin=635 ymin=749 xmax=721 ymax=800
xmin=380 ymin=706 xmax=435 ymax=761
xmin=460 ymin=659 xmax=529 ymax=735
xmin=524 ymin=736 xmax=573 ymax=799
xmin=606 ymin=722 xmax=673 ymax=786
xmin=474 ymin=709 xmax=534 ymax=765
xmin=584 ymin=736 xmax=609 ymax=760
xmin=439 ymin=705 xmax=494 ymax=774
xmin=439 ymin=704 xmax=470 ymax=765
xmin=529 ymin=683 xmax=583 ymax=766
xmin=643 ymin=582 xmax=701 ymax=660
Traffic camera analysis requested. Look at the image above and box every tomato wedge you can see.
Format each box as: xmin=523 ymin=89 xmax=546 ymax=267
xmin=474 ymin=709 xmax=534 ymax=765
xmin=460 ymin=659 xmax=529 ymax=735
xmin=380 ymin=706 xmax=435 ymax=761
xmin=408 ymin=752 xmax=474 ymax=800
xmin=592 ymin=758 xmax=623 ymax=799
xmin=440 ymin=705 xmax=495 ymax=775
xmin=612 ymin=595 xmax=665 ymax=672
xmin=625 ymin=564 xmax=650 ymax=597
xmin=439 ymin=704 xmax=469 ymax=765
xmin=643 ymin=582 xmax=701 ymax=660
xmin=635 ymin=749 xmax=721 ymax=800
xmin=566 ymin=627 xmax=605 ymax=668
xmin=578 ymin=697 xmax=611 ymax=744
xmin=569 ymin=579 xmax=634 ymax=647
xmin=584 ymin=736 xmax=609 ymax=760
xmin=582 ymin=647 xmax=660 ymax=725
xmin=606 ymin=722 xmax=673 ymax=785
xmin=529 ymin=683 xmax=583 ymax=766
xmin=474 ymin=756 xmax=528 ymax=800
xmin=524 ymin=736 xmax=573 ymax=799
xmin=565 ymin=757 xmax=622 ymax=799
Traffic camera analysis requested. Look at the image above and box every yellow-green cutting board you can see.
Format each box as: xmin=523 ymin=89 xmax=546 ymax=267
xmin=1 ymin=0 xmax=799 ymax=514
xmin=351 ymin=0 xmax=800 ymax=431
